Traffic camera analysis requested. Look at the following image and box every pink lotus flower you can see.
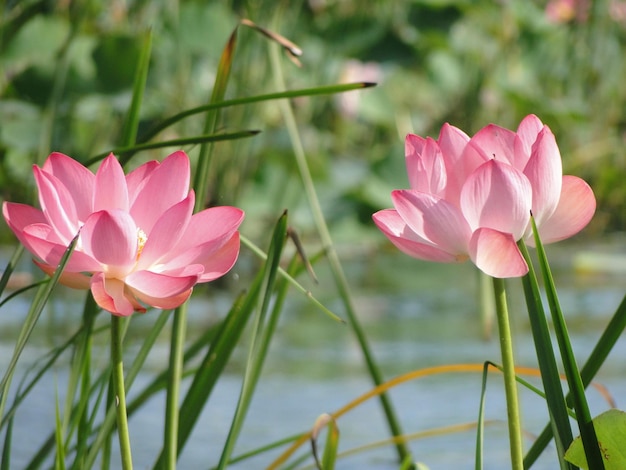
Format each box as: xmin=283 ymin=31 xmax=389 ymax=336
xmin=3 ymin=151 xmax=244 ymax=316
xmin=373 ymin=115 xmax=595 ymax=278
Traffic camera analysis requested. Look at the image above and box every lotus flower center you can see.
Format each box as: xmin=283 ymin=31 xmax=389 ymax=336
xmin=136 ymin=228 xmax=147 ymax=260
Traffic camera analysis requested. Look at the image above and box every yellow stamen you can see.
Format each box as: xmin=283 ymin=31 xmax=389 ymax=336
xmin=136 ymin=228 xmax=147 ymax=261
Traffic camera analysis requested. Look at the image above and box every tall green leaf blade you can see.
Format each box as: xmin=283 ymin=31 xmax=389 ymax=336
xmin=0 ymin=246 xmax=24 ymax=299
xmin=530 ymin=217 xmax=604 ymax=469
xmin=137 ymin=82 xmax=374 ymax=143
xmin=54 ymin=390 xmax=66 ymax=470
xmin=216 ymin=211 xmax=289 ymax=469
xmin=0 ymin=416 xmax=12 ymax=470
xmin=120 ymin=29 xmax=152 ymax=152
xmin=517 ymin=240 xmax=574 ymax=470
xmin=0 ymin=233 xmax=79 ymax=424
xmin=151 ymin=286 xmax=261 ymax=468
xmin=193 ymin=25 xmax=238 ymax=210
xmin=267 ymin=33 xmax=409 ymax=462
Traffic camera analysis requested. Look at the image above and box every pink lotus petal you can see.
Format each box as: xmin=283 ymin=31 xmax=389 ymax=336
xmin=125 ymin=270 xmax=199 ymax=298
xmin=160 ymin=232 xmax=241 ymax=278
xmin=34 ymin=166 xmax=80 ymax=243
xmin=391 ymin=190 xmax=472 ymax=255
xmin=527 ymin=175 xmax=596 ymax=246
xmin=515 ymin=114 xmax=544 ymax=162
xmin=469 ymin=228 xmax=529 ymax=278
xmin=94 ymin=154 xmax=129 ymax=212
xmin=469 ymin=124 xmax=517 ymax=165
xmin=437 ymin=123 xmax=470 ymax=163
xmin=34 ymin=260 xmax=91 ymax=289
xmin=80 ymin=210 xmax=138 ymax=274
xmin=3 ymin=202 xmax=46 ymax=241
xmin=441 ymin=125 xmax=482 ymax=204
xmin=405 ymin=133 xmax=427 ymax=159
xmin=42 ymin=152 xmax=95 ymax=219
xmin=131 ymin=286 xmax=193 ymax=311
xmin=406 ymin=137 xmax=447 ymax=196
xmin=372 ymin=209 xmax=461 ymax=262
xmin=91 ymin=273 xmax=144 ymax=316
xmin=130 ymin=151 xmax=191 ymax=234
xmin=158 ymin=264 xmax=206 ymax=277
xmin=169 ymin=206 xmax=244 ymax=256
xmin=523 ymin=127 xmax=563 ymax=225
xmin=126 ymin=160 xmax=159 ymax=205
xmin=405 ymin=133 xmax=426 ymax=188
xmin=23 ymin=224 xmax=101 ymax=271
xmin=460 ymin=160 xmax=532 ymax=240
xmin=136 ymin=193 xmax=195 ymax=269
xmin=193 ymin=233 xmax=241 ymax=282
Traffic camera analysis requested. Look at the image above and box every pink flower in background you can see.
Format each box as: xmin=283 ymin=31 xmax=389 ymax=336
xmin=336 ymin=59 xmax=382 ymax=117
xmin=3 ymin=151 xmax=244 ymax=316
xmin=373 ymin=115 xmax=595 ymax=278
xmin=545 ymin=0 xmax=588 ymax=23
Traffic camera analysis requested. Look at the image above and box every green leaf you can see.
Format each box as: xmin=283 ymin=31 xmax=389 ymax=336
xmin=54 ymin=389 xmax=66 ymax=470
xmin=565 ymin=409 xmax=626 ymax=469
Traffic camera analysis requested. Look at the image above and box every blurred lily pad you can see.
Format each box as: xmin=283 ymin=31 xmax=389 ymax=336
xmin=92 ymin=35 xmax=142 ymax=93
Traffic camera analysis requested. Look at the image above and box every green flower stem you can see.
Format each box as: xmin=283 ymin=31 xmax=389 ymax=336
xmin=492 ymin=277 xmax=523 ymax=470
xmin=163 ymin=303 xmax=187 ymax=469
xmin=111 ymin=316 xmax=133 ymax=470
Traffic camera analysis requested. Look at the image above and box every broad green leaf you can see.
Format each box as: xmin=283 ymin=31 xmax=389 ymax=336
xmin=565 ymin=409 xmax=626 ymax=469
xmin=92 ymin=35 xmax=142 ymax=93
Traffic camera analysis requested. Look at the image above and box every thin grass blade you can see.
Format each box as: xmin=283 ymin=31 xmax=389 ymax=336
xmin=0 ymin=416 xmax=12 ymax=470
xmin=192 ymin=25 xmax=237 ymax=209
xmin=138 ymin=82 xmax=374 ymax=144
xmin=0 ymin=245 xmax=24 ymax=298
xmin=86 ymin=130 xmax=260 ymax=167
xmin=54 ymin=389 xmax=66 ymax=470
xmin=120 ymin=29 xmax=152 ymax=152
xmin=240 ymin=235 xmax=343 ymax=323
xmin=474 ymin=362 xmax=490 ymax=470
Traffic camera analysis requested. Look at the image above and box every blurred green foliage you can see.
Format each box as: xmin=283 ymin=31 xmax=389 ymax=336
xmin=1 ymin=0 xmax=624 ymax=245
